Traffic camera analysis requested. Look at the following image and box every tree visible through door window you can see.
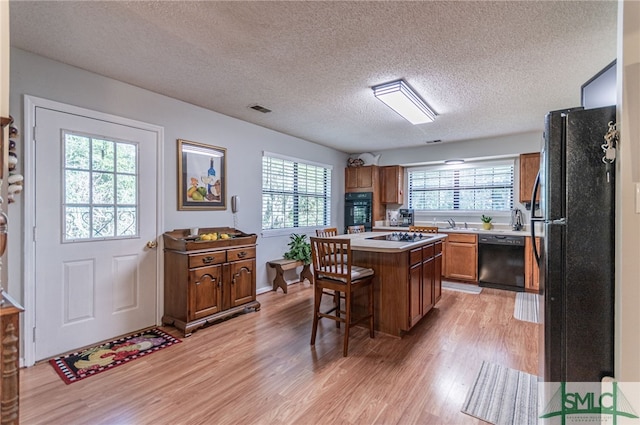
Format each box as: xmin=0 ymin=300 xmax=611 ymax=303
xmin=63 ymin=131 xmax=139 ymax=241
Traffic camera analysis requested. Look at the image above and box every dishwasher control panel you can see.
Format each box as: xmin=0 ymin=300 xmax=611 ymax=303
xmin=478 ymin=235 xmax=525 ymax=246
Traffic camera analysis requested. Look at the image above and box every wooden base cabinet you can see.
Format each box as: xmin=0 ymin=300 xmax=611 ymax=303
xmin=353 ymin=239 xmax=443 ymax=337
xmin=524 ymin=236 xmax=541 ymax=293
xmin=409 ymin=242 xmax=440 ymax=328
xmin=443 ymin=233 xmax=478 ymax=282
xmin=162 ymin=228 xmax=260 ymax=336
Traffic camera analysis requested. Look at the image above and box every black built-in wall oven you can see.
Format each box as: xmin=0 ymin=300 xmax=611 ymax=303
xmin=344 ymin=192 xmax=372 ymax=233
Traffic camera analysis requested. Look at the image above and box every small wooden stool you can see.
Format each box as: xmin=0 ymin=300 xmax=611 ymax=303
xmin=267 ymin=259 xmax=313 ymax=294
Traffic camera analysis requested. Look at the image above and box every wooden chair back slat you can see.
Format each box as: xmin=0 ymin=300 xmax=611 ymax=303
xmin=347 ymin=225 xmax=365 ymax=234
xmin=316 ymin=227 xmax=338 ymax=237
xmin=409 ymin=225 xmax=439 ymax=233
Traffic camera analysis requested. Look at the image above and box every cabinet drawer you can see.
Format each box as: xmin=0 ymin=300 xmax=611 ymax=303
xmin=228 ymin=247 xmax=256 ymax=261
xmin=446 ymin=233 xmax=477 ymax=244
xmin=422 ymin=244 xmax=434 ymax=259
xmin=410 ymin=247 xmax=422 ymax=265
xmin=434 ymin=241 xmax=442 ymax=255
xmin=189 ymin=251 xmax=226 ymax=268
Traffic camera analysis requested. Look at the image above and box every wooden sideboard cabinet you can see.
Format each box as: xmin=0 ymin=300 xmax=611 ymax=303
xmin=1 ymin=291 xmax=24 ymax=425
xmin=162 ymin=227 xmax=260 ymax=336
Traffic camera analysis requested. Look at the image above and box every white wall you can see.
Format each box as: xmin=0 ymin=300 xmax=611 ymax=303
xmin=616 ymin=0 xmax=640 ymax=381
xmin=0 ymin=2 xmax=9 ymax=294
xmin=8 ymin=47 xmax=348 ymax=296
xmin=374 ymin=131 xmax=541 ymax=167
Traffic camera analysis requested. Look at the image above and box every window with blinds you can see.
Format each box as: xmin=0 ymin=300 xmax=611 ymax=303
xmin=262 ymin=153 xmax=332 ymax=230
xmin=408 ymin=161 xmax=514 ymax=211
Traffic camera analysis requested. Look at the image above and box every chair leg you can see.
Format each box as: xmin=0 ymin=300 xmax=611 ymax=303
xmin=343 ymin=291 xmax=351 ymax=357
xmin=311 ymin=284 xmax=322 ymax=345
xmin=334 ymin=291 xmax=340 ymax=329
xmin=369 ymin=283 xmax=375 ymax=339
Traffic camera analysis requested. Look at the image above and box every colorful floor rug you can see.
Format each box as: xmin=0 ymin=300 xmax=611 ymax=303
xmin=462 ymin=361 xmax=539 ymax=425
xmin=49 ymin=328 xmax=181 ymax=384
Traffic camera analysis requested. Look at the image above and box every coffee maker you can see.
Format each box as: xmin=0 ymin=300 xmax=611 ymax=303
xmin=399 ymin=209 xmax=414 ymax=227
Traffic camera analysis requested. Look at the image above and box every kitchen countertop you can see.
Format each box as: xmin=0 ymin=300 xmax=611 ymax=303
xmin=373 ymin=225 xmax=532 ymax=237
xmin=339 ymin=231 xmax=447 ymax=253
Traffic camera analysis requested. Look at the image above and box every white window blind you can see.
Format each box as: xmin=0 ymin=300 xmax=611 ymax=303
xmin=408 ymin=161 xmax=514 ymax=211
xmin=262 ymin=153 xmax=332 ymax=230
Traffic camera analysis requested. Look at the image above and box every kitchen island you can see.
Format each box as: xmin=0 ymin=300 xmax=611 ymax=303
xmin=338 ymin=232 xmax=447 ymax=337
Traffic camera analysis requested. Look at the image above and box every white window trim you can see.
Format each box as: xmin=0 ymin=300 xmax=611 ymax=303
xmin=408 ymin=158 xmax=516 ymax=213
xmin=261 ymin=151 xmax=332 ymax=232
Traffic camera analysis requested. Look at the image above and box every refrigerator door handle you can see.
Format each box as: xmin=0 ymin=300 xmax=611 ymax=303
xmin=530 ymin=170 xmax=543 ymax=264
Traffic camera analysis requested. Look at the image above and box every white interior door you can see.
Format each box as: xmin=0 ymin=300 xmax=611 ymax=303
xmin=34 ymin=107 xmax=158 ymax=361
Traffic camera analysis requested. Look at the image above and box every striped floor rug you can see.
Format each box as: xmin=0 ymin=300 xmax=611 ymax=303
xmin=462 ymin=361 xmax=539 ymax=425
xmin=442 ymin=281 xmax=482 ymax=294
xmin=514 ymin=292 xmax=540 ymax=324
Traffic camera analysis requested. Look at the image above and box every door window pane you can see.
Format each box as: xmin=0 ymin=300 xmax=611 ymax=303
xmin=63 ymin=131 xmax=139 ymax=242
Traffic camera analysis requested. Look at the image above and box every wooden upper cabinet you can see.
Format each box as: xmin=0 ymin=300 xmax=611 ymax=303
xmin=345 ymin=165 xmax=377 ymax=192
xmin=519 ymin=152 xmax=541 ymax=205
xmin=381 ymin=165 xmax=404 ymax=204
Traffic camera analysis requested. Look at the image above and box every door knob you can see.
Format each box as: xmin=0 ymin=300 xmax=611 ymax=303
xmin=146 ymin=240 xmax=158 ymax=249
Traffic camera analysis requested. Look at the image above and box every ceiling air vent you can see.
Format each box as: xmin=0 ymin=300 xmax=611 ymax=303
xmin=249 ymin=104 xmax=272 ymax=113
xmin=425 ymin=139 xmax=442 ymax=144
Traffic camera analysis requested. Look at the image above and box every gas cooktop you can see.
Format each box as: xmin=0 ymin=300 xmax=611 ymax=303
xmin=366 ymin=232 xmax=426 ymax=242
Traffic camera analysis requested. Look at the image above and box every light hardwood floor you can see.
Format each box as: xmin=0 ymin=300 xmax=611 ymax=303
xmin=20 ymin=282 xmax=539 ymax=424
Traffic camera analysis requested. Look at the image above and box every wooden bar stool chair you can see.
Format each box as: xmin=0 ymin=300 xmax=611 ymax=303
xmin=310 ymin=237 xmax=375 ymax=356
xmin=409 ymin=225 xmax=439 ymax=233
xmin=316 ymin=227 xmax=338 ymax=237
xmin=347 ymin=225 xmax=365 ymax=234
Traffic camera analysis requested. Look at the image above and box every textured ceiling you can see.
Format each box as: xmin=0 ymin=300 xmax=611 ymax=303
xmin=9 ymin=1 xmax=617 ymax=153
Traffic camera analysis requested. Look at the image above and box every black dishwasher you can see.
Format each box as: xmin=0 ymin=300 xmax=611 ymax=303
xmin=478 ymin=234 xmax=525 ymax=291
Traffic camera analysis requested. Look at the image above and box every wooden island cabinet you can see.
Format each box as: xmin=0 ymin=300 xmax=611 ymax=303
xmin=348 ymin=233 xmax=445 ymax=337
xmin=162 ymin=227 xmax=260 ymax=336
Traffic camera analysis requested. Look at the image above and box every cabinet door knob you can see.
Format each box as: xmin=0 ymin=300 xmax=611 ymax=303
xmin=146 ymin=240 xmax=157 ymax=249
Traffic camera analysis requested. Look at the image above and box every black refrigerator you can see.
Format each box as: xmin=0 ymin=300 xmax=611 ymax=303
xmin=531 ymin=105 xmax=616 ymax=383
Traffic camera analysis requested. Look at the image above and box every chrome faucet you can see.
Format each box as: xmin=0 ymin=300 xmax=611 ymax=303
xmin=447 ymin=218 xmax=456 ymax=229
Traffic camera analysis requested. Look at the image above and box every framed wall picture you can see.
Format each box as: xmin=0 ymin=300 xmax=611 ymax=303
xmin=177 ymin=139 xmax=226 ymax=210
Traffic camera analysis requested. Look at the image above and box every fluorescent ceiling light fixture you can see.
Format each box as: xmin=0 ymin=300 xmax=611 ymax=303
xmin=444 ymin=159 xmax=465 ymax=165
xmin=372 ymin=79 xmax=437 ymax=124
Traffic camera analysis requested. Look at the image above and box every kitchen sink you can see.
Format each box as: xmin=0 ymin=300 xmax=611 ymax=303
xmin=447 ymin=227 xmax=479 ymax=231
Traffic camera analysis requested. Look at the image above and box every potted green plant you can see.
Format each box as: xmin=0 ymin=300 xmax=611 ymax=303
xmin=283 ymin=233 xmax=312 ymax=265
xmin=481 ymin=215 xmax=493 ymax=230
